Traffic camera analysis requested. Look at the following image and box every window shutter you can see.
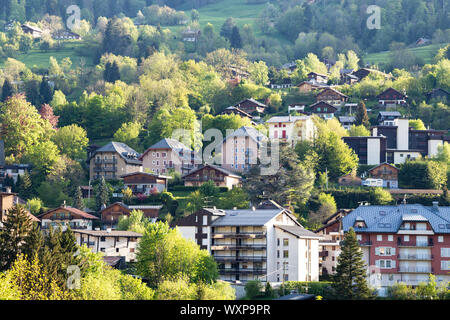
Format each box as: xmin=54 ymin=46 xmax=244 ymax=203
xmin=375 ymin=247 xmax=380 ymax=255
xmin=391 ymin=247 xmax=396 ymax=256
xmin=375 ymin=260 xmax=380 ymax=267
xmin=392 ymin=260 xmax=396 ymax=269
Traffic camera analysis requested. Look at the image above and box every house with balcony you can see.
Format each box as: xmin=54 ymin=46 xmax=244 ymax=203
xmin=338 ymin=116 xmax=356 ymax=130
xmin=121 ymin=172 xmax=170 ymax=195
xmin=232 ymin=98 xmax=266 ymax=115
xmin=221 ymin=126 xmax=268 ymax=173
xmin=296 ymin=81 xmax=328 ymax=93
xmin=367 ymin=163 xmax=399 ymax=189
xmin=266 ymin=115 xmax=315 ymax=148
xmin=315 ymin=209 xmax=352 ymax=276
xmin=309 ymin=101 xmax=338 ymax=120
xmin=38 ymin=204 xmax=98 ymax=231
xmin=307 ymin=72 xmax=328 ymax=84
xmin=0 ymin=188 xmax=39 ymax=228
xmin=377 ymin=88 xmax=407 ymax=108
xmin=210 ymin=205 xmax=321 ymax=282
xmin=73 ymin=229 xmax=142 ymax=262
xmin=89 ymin=142 xmax=142 ymax=181
xmin=140 ymin=138 xmax=200 ymax=175
xmin=377 ymin=111 xmax=402 ymax=125
xmin=183 ymin=164 xmax=241 ymax=190
xmin=315 ymin=87 xmax=349 ymax=106
xmin=220 ymin=106 xmax=254 ymax=122
xmin=342 ymin=203 xmax=450 ymax=295
xmin=100 ymin=202 xmax=162 ymax=229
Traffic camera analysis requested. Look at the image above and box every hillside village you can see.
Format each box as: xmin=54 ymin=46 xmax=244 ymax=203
xmin=0 ymin=0 xmax=449 ymax=302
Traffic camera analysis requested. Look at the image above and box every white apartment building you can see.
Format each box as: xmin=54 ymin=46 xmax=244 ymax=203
xmin=266 ymin=115 xmax=316 ymax=148
xmin=74 ymin=229 xmax=142 ymax=262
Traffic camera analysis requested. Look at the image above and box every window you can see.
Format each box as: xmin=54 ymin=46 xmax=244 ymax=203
xmin=277 ymin=238 xmax=280 ymax=246
xmin=283 ymin=238 xmax=289 ymax=246
xmin=441 ymin=261 xmax=450 ymax=271
xmin=404 ymin=235 xmax=409 ymax=242
xmin=277 ymin=250 xmax=280 ymax=258
xmin=377 ymin=235 xmax=383 ymax=241
xmin=100 ymin=236 xmax=106 ymax=242
xmin=283 ymin=250 xmax=289 ymax=258
xmin=441 ymin=248 xmax=450 ymax=258
xmin=202 ymin=215 xmax=208 ymax=226
xmin=357 ymin=234 xmax=362 ymax=241
xmin=388 ymin=235 xmax=393 ymax=241
xmin=438 ymin=236 xmax=444 ymax=243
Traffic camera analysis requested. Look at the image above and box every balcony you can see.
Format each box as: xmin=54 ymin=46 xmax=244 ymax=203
xmin=397 ymin=254 xmax=433 ymax=260
xmin=319 ymin=251 xmax=329 ymax=257
xmin=103 ymin=167 xmax=117 ymax=172
xmin=212 ymin=232 xmax=266 ymax=239
xmin=185 ymin=176 xmax=225 ymax=182
xmin=358 ymin=241 xmax=372 ymax=246
xmin=219 ymin=268 xmax=267 ymax=275
xmin=81 ymin=241 xmax=96 ymax=246
xmin=397 ymin=241 xmax=433 ymax=247
xmin=211 ymin=244 xmax=267 ymax=251
xmin=398 ymin=267 xmax=433 ymax=273
xmin=214 ymin=256 xmax=267 ymax=262
xmin=103 ymin=159 xmax=117 ymax=164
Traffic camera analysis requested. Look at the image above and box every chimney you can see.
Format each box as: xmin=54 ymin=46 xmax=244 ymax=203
xmin=62 ymin=200 xmax=66 ymax=207
xmin=432 ymin=201 xmax=439 ymax=209
xmin=5 ymin=186 xmax=11 ymax=193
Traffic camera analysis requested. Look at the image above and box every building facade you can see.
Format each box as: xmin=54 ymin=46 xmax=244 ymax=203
xmin=342 ymin=203 xmax=450 ymax=295
xmin=266 ymin=115 xmax=315 ymax=147
xmin=309 ymin=101 xmax=337 ymax=120
xmin=342 ymin=136 xmax=387 ymax=165
xmin=183 ymin=164 xmax=241 ymax=189
xmin=121 ymin=172 xmax=170 ymax=195
xmin=315 ymin=88 xmax=349 ymax=105
xmin=100 ymin=202 xmax=161 ymax=229
xmin=38 ymin=205 xmax=99 ymax=231
xmin=367 ymin=163 xmax=399 ymax=189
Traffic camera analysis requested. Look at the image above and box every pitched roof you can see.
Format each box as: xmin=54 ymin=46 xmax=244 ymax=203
xmin=378 ymin=111 xmax=401 ymax=117
xmin=316 ymin=87 xmax=349 ymax=98
xmin=182 ymin=164 xmax=242 ymax=179
xmin=342 ymin=204 xmax=450 ymax=234
xmin=211 ymin=208 xmax=284 ymax=226
xmin=368 ymin=162 xmax=398 ymax=173
xmin=339 ymin=116 xmax=356 ymax=123
xmin=276 ymin=225 xmax=322 ymax=239
xmin=39 ymin=206 xmax=99 ymax=220
xmin=309 ymin=101 xmax=338 ymax=112
xmin=73 ymin=229 xmax=142 ymax=237
xmin=266 ymin=115 xmax=311 ymax=123
xmin=121 ymin=171 xmax=171 ymax=180
xmin=234 ymin=98 xmax=267 ymax=108
xmin=377 ymin=87 xmax=406 ymax=98
xmin=93 ymin=142 xmax=142 ymax=165
xmin=223 ymin=126 xmax=267 ymax=144
xmin=139 ymin=138 xmax=197 ymax=160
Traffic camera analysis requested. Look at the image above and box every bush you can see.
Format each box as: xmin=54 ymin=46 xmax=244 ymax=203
xmin=245 ymin=280 xmax=263 ymax=299
xmin=284 ymin=281 xmax=333 ymax=298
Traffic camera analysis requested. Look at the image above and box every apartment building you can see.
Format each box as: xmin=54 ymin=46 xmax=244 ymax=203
xmin=342 ymin=203 xmax=450 ymax=295
xmin=0 ymin=189 xmax=39 ymax=228
xmin=140 ymin=138 xmax=199 ymax=175
xmin=73 ymin=229 xmax=142 ymax=262
xmin=89 ymin=142 xmax=142 ymax=181
xmin=342 ymin=136 xmax=387 ymax=165
xmin=209 ymin=206 xmax=321 ymax=282
xmin=221 ymin=126 xmax=268 ymax=173
xmin=266 ymin=115 xmax=315 ymax=148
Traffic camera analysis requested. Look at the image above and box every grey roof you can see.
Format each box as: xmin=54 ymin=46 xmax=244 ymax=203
xmin=235 ymin=98 xmax=267 ymax=108
xmin=211 ymin=209 xmax=284 ymax=226
xmin=223 ymin=126 xmax=268 ymax=144
xmin=141 ymin=138 xmax=200 ymax=161
xmin=339 ymin=116 xmax=356 ymax=123
xmin=203 ymin=207 xmax=227 ymax=216
xmin=378 ymin=111 xmax=401 ymax=117
xmin=266 ymin=115 xmax=310 ymax=123
xmin=276 ymin=225 xmax=322 ymax=239
xmin=73 ymin=230 xmax=143 ymax=237
xmin=94 ymin=142 xmax=142 ymax=165
xmin=342 ymin=204 xmax=450 ymax=234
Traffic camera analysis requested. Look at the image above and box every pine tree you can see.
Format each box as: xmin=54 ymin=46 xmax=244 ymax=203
xmin=73 ymin=186 xmax=85 ymax=210
xmin=96 ymin=176 xmax=110 ymax=211
xmin=104 ymin=62 xmax=112 ymax=82
xmin=0 ymin=204 xmax=33 ymax=271
xmin=110 ymin=61 xmax=120 ymax=82
xmin=332 ymin=227 xmax=372 ymax=300
xmin=23 ymin=222 xmax=45 ymax=260
xmin=1 ymin=78 xmax=14 ymax=102
xmin=18 ymin=172 xmax=32 ymax=200
xmin=355 ymin=101 xmax=370 ymax=129
xmin=39 ymin=79 xmax=53 ymax=104
xmin=230 ymin=26 xmax=242 ymax=49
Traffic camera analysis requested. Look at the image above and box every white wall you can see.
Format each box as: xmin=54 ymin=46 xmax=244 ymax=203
xmin=396 ymin=119 xmax=409 ymax=150
xmin=367 ymin=138 xmax=381 ymax=165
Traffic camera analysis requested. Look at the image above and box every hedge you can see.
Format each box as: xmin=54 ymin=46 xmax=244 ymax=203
xmin=284 ymin=281 xmax=333 ymax=298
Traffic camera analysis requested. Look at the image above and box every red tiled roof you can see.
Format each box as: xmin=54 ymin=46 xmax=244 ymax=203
xmin=38 ymin=206 xmax=99 ymax=220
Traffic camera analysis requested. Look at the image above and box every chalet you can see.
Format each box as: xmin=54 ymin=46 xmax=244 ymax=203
xmin=288 ymin=103 xmax=305 ymax=114
xmin=183 ymin=164 xmax=241 ymax=189
xmin=426 ymin=88 xmax=449 ymax=103
xmin=307 ymin=72 xmax=328 ymax=84
xmin=100 ymin=202 xmax=162 ymax=228
xmin=73 ymin=229 xmax=142 ymax=262
xmin=338 ymin=116 xmax=356 ymax=130
xmin=38 ymin=204 xmax=99 ymax=231
xmin=270 ymin=78 xmax=292 ymax=89
xmin=182 ymin=28 xmax=201 ymax=42
xmin=309 ymin=101 xmax=337 ymax=119
xmin=415 ymin=37 xmax=431 ymax=46
xmin=377 ymin=88 xmax=407 ymax=107
xmin=338 ymin=173 xmax=362 ymax=187
xmin=21 ymin=24 xmax=43 ymax=38
xmin=280 ymin=62 xmax=297 ymax=73
xmin=296 ymin=81 xmax=327 ymax=93
xmin=88 ymin=142 xmax=142 ymax=181
xmin=220 ymin=106 xmax=254 ymax=121
xmin=315 ymin=87 xmax=349 ymax=105
xmin=368 ymin=163 xmax=399 ymax=189
xmin=121 ymin=172 xmax=170 ymax=195
xmin=352 ymin=68 xmax=391 ymax=82
xmin=52 ymin=29 xmax=82 ymax=40
xmin=377 ymin=111 xmax=402 ymax=125
xmin=233 ymin=98 xmax=266 ymax=115
xmin=340 ymin=69 xmax=355 ymax=84
xmin=139 ymin=138 xmax=199 ymax=175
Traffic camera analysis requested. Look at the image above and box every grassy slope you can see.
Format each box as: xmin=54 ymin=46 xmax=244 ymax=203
xmin=0 ymin=42 xmax=94 ymax=69
xmin=363 ymin=43 xmax=447 ymax=65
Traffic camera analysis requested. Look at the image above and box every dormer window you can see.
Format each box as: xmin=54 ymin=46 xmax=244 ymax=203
xmin=354 ymin=221 xmax=367 ymax=228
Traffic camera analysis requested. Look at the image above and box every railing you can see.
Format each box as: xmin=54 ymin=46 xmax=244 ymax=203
xmin=185 ymin=177 xmax=225 ymax=182
xmin=398 ymin=267 xmax=433 ymax=273
xmin=81 ymin=241 xmax=96 ymax=246
xmin=397 ymin=241 xmax=433 ymax=247
xmin=211 ymin=244 xmax=267 ymax=250
xmin=103 ymin=167 xmax=116 ymax=172
xmin=319 ymin=251 xmax=329 ymax=257
xmin=103 ymin=159 xmax=117 ymax=164
xmin=219 ymin=268 xmax=267 ymax=274
xmin=214 ymin=256 xmax=267 ymax=262
xmin=358 ymin=241 xmax=372 ymax=246
xmin=212 ymin=232 xmax=266 ymax=238
xmin=397 ymin=254 xmax=433 ymax=260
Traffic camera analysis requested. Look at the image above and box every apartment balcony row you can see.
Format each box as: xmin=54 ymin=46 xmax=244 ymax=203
xmin=80 ymin=241 xmax=96 ymax=246
xmin=94 ymin=166 xmax=117 ymax=173
xmin=41 ymin=224 xmax=90 ymax=230
xmin=397 ymin=254 xmax=433 ymax=261
xmin=398 ymin=267 xmax=433 ymax=273
xmin=211 ymin=244 xmax=267 ymax=251
xmin=214 ymin=255 xmax=267 ymax=262
xmin=94 ymin=159 xmax=118 ymax=164
xmin=319 ymin=250 xmax=329 ymax=257
xmin=397 ymin=241 xmax=434 ymax=247
xmin=212 ymin=231 xmax=266 ymax=239
xmin=219 ymin=268 xmax=267 ymax=275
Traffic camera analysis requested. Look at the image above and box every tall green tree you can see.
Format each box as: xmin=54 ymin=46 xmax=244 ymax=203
xmin=1 ymin=79 xmax=14 ymax=102
xmin=230 ymin=26 xmax=242 ymax=49
xmin=332 ymin=228 xmax=372 ymax=300
xmin=74 ymin=186 xmax=85 ymax=210
xmin=0 ymin=204 xmax=33 ymax=271
xmin=39 ymin=79 xmax=53 ymax=105
xmin=355 ymin=101 xmax=370 ymax=128
xmin=96 ymin=176 xmax=110 ymax=211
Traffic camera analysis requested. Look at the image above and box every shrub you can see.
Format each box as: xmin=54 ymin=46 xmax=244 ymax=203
xmin=245 ymin=280 xmax=263 ymax=299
